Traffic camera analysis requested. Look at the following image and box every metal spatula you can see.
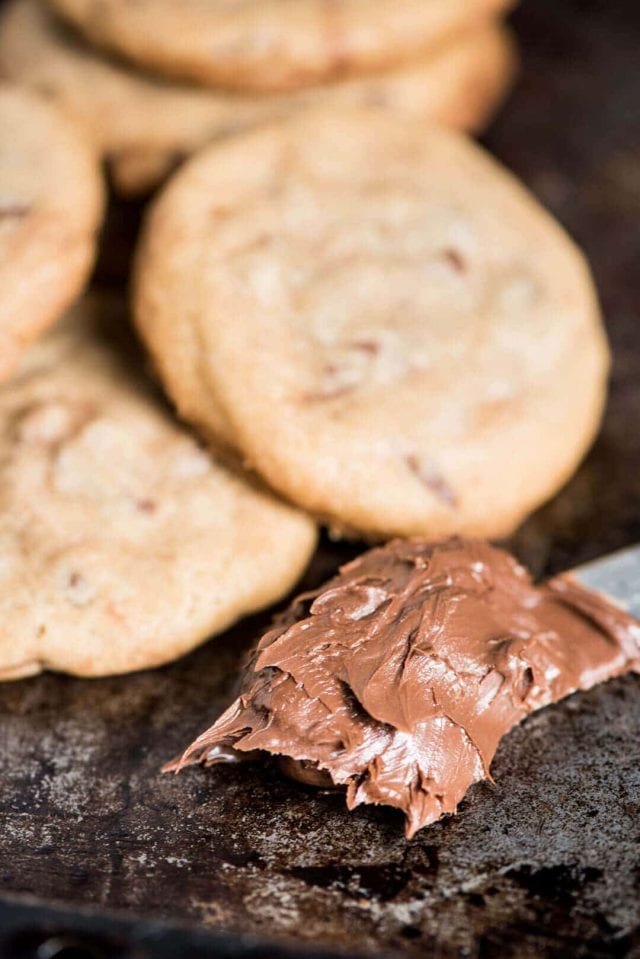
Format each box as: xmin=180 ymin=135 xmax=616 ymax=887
xmin=572 ymin=544 xmax=640 ymax=618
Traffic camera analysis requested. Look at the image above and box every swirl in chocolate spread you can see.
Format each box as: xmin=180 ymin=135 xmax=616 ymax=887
xmin=167 ymin=539 xmax=640 ymax=837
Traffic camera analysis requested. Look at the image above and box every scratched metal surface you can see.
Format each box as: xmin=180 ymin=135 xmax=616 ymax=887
xmin=1 ymin=0 xmax=639 ymax=957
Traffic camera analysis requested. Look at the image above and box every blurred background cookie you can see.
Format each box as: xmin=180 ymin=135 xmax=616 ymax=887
xmin=134 ymin=109 xmax=609 ymax=541
xmin=46 ymin=0 xmax=516 ymax=92
xmin=0 ymin=82 xmax=103 ymax=382
xmin=0 ymin=0 xmax=517 ymax=195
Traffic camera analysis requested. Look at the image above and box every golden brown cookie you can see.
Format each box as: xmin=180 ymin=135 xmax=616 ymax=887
xmin=134 ymin=109 xmax=609 ymax=541
xmin=0 ymin=0 xmax=517 ymax=195
xmin=0 ymin=295 xmax=317 ymax=680
xmin=0 ymin=83 xmax=103 ymax=382
xmin=47 ymin=0 xmax=516 ymax=92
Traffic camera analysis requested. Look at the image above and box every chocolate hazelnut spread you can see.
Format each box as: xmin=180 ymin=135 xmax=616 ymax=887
xmin=167 ymin=539 xmax=640 ymax=837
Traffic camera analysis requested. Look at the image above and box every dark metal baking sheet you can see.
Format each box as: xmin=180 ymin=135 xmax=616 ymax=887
xmin=0 ymin=893 xmax=378 ymax=959
xmin=1 ymin=0 xmax=639 ymax=956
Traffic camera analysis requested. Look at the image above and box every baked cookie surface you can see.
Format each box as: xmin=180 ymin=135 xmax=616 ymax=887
xmin=0 ymin=296 xmax=316 ymax=680
xmin=0 ymin=83 xmax=103 ymax=382
xmin=135 ymin=109 xmax=609 ymax=540
xmin=47 ymin=0 xmax=514 ymax=91
xmin=0 ymin=0 xmax=516 ymax=195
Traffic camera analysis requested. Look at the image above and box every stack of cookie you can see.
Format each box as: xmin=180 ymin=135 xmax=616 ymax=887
xmin=0 ymin=4 xmax=610 ymax=685
xmin=0 ymin=0 xmax=519 ymax=195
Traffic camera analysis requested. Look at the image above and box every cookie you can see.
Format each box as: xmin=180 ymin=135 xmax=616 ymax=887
xmin=47 ymin=0 xmax=515 ymax=92
xmin=0 ymin=83 xmax=103 ymax=383
xmin=134 ymin=109 xmax=609 ymax=541
xmin=0 ymin=295 xmax=316 ymax=680
xmin=0 ymin=0 xmax=517 ymax=196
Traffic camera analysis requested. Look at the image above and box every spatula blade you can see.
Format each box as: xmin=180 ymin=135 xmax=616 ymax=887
xmin=571 ymin=544 xmax=640 ymax=620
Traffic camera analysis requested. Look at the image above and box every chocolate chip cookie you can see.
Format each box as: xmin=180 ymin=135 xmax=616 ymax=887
xmin=135 ymin=109 xmax=609 ymax=540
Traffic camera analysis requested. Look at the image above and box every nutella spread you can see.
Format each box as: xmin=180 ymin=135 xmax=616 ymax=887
xmin=168 ymin=539 xmax=640 ymax=837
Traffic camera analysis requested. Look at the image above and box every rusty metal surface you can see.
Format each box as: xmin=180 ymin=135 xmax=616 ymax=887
xmin=1 ymin=0 xmax=639 ymax=956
